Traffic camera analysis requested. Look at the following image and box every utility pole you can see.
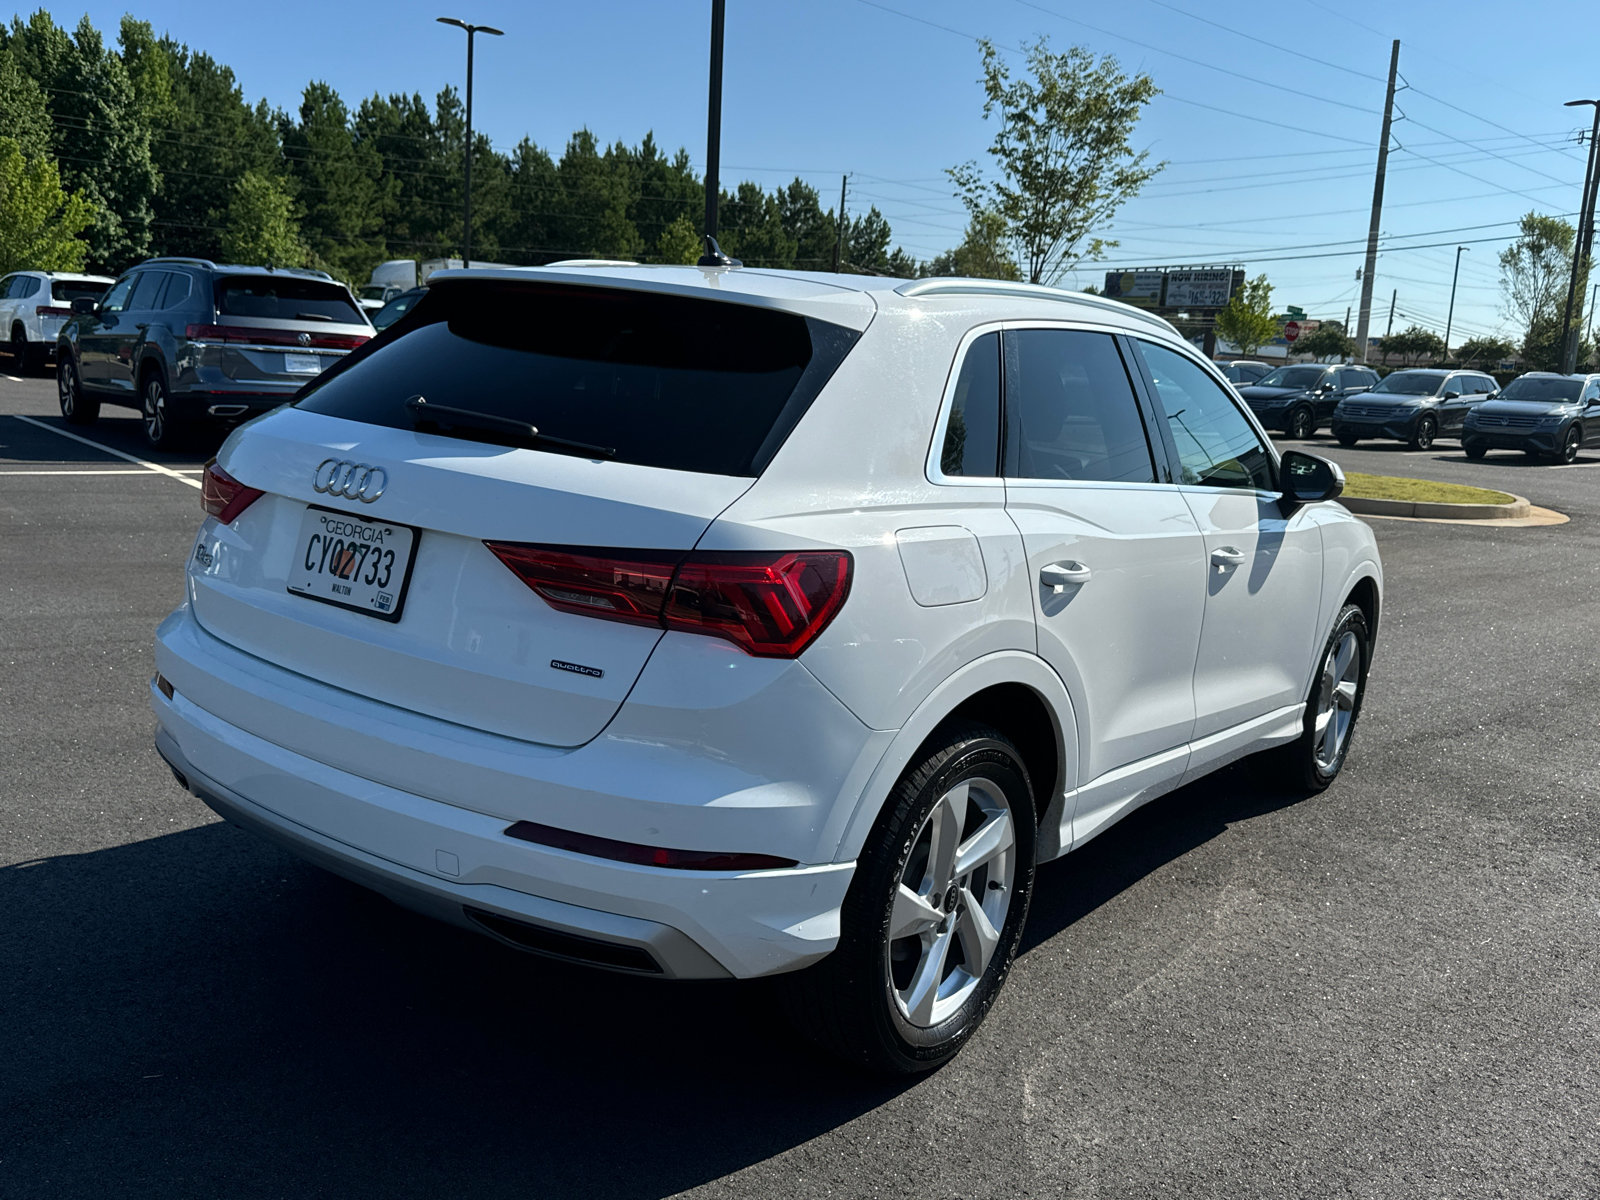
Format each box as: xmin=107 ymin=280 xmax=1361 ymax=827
xmin=833 ymin=175 xmax=848 ymax=273
xmin=1345 ymin=305 xmax=1351 ymax=334
xmin=1444 ymin=245 xmax=1468 ymax=363
xmin=1385 ymin=289 xmax=1397 ymax=338
xmin=1355 ymin=40 xmax=1401 ymax=363
xmin=697 ymin=0 xmax=727 ymax=264
xmin=1560 ymin=100 xmax=1600 ymax=373
xmin=437 ymin=17 xmax=503 ymax=269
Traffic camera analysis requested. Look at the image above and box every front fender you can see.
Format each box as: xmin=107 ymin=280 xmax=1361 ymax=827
xmin=828 ymin=649 xmax=1079 ymax=865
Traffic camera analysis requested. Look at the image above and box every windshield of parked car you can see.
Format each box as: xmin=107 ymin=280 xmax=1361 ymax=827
xmin=1371 ymin=373 xmax=1443 ymax=395
xmin=359 ymin=285 xmax=388 ymax=301
xmin=215 ymin=275 xmax=366 ymax=324
xmin=1497 ymin=376 xmax=1583 ymax=403
xmin=372 ymin=290 xmax=424 ymax=331
xmin=1254 ymin=367 xmax=1325 ymax=388
xmin=294 ymin=281 xmax=860 ymax=476
xmin=51 ymin=280 xmax=110 ymax=303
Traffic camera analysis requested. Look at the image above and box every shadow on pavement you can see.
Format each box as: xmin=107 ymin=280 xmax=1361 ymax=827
xmin=0 ymin=409 xmax=224 ymax=467
xmin=1023 ymin=757 xmax=1310 ymax=954
xmin=1 ymin=759 xmax=1312 ymax=1199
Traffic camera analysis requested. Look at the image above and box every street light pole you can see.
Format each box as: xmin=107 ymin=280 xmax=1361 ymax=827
xmin=1559 ymin=99 xmax=1600 ymax=374
xmin=1444 ymin=245 xmax=1468 ymax=364
xmin=437 ymin=16 xmax=504 ymax=269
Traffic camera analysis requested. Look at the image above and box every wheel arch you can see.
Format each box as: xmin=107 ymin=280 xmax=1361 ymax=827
xmin=137 ymin=350 xmax=168 ymax=387
xmin=830 ymin=650 xmax=1078 ymax=866
xmin=1344 ymin=572 xmax=1381 ymax=646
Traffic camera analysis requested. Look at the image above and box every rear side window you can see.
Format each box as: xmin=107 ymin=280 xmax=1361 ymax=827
xmin=127 ymin=272 xmax=165 ymax=310
xmin=295 ymin=282 xmax=860 ymax=477
xmin=51 ymin=279 xmax=110 ymax=303
xmin=1132 ymin=340 xmax=1275 ymax=491
xmin=1003 ymin=329 xmax=1154 ymax=483
xmin=157 ymin=274 xmax=193 ymax=310
xmin=16 ymin=276 xmax=41 ymax=298
xmin=940 ymin=332 xmax=1001 ymax=477
xmin=216 ymin=275 xmax=364 ymax=324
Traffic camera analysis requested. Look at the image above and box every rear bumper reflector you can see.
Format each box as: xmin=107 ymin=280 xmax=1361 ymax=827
xmin=504 ymin=820 xmax=798 ymax=872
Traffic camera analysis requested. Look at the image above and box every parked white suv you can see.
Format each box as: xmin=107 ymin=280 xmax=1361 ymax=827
xmin=152 ymin=265 xmax=1382 ymax=1072
xmin=0 ymin=270 xmax=115 ymax=374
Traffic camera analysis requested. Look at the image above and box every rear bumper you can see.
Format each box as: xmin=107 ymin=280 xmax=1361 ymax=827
xmin=151 ymin=605 xmax=870 ymax=979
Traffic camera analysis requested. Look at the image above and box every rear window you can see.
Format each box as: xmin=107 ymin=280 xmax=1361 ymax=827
xmin=51 ymin=279 xmax=109 ymax=303
xmin=294 ymin=282 xmax=860 ymax=476
xmin=216 ymin=275 xmax=365 ymax=324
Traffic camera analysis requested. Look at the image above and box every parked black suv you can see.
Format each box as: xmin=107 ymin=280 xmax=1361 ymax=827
xmin=1329 ymin=368 xmax=1499 ymax=450
xmin=55 ymin=259 xmax=372 ymax=447
xmin=1238 ymin=363 xmax=1379 ymax=439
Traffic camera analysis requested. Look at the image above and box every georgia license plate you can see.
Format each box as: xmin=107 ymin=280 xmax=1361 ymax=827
xmin=286 ymin=505 xmax=417 ymax=621
xmin=284 ymin=353 xmax=322 ymax=374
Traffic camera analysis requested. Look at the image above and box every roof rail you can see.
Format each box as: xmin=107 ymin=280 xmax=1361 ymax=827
xmin=213 ymin=263 xmax=335 ymax=281
xmin=141 ymin=257 xmax=218 ymax=269
xmin=544 ymin=258 xmax=642 ymax=268
xmin=894 ymin=277 xmax=1180 ymax=335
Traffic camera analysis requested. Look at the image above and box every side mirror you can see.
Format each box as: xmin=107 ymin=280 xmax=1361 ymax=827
xmin=70 ymin=297 xmax=97 ymax=315
xmin=1443 ymin=390 xmax=1461 ymax=400
xmin=1486 ymin=390 xmax=1499 ymax=399
xmin=1279 ymin=450 xmax=1344 ymax=514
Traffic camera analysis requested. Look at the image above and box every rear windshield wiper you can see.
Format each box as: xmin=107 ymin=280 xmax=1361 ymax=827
xmin=295 ymin=312 xmax=336 ymax=322
xmin=405 ymin=395 xmax=616 ymax=458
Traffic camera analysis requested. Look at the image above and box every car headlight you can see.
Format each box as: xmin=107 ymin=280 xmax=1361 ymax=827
xmin=1538 ymin=414 xmax=1567 ymax=427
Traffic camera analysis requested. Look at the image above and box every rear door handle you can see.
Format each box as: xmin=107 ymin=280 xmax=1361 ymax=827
xmin=1040 ymin=561 xmax=1091 ymax=592
xmin=1211 ymin=546 xmax=1247 ymax=572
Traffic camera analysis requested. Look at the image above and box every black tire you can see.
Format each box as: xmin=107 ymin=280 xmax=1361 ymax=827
xmin=1263 ymin=603 xmax=1370 ymax=793
xmin=1287 ymin=406 xmax=1315 ymax=441
xmin=57 ymin=355 xmax=99 ymax=425
xmin=1464 ymin=444 xmax=1487 ymax=460
xmin=1336 ymin=433 xmax=1359 ymax=448
xmin=780 ymin=721 xmax=1038 ymax=1074
xmin=140 ymin=369 xmax=187 ymax=449
xmin=11 ymin=325 xmax=34 ymax=376
xmin=1553 ymin=426 xmax=1580 ymax=464
xmin=1409 ymin=414 xmax=1437 ymax=451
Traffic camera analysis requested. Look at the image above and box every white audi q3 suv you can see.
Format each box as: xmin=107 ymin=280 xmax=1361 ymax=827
xmin=152 ymin=263 xmax=1382 ymax=1072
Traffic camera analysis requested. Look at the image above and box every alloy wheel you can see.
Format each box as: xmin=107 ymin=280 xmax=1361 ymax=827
xmin=1313 ymin=630 xmax=1360 ymax=774
xmin=887 ymin=776 xmax=1017 ymax=1028
xmin=58 ymin=360 xmax=76 ymax=418
xmin=142 ymin=377 xmax=166 ymax=444
xmin=1560 ymin=427 xmax=1580 ymax=464
xmin=1413 ymin=417 xmax=1436 ymax=451
xmin=1290 ymin=407 xmax=1314 ymax=440
xmin=12 ymin=329 xmax=26 ymax=374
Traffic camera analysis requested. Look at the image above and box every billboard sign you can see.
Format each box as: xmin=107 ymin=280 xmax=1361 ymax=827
xmin=1164 ymin=268 xmax=1240 ymax=309
xmin=1102 ymin=270 xmax=1165 ymax=308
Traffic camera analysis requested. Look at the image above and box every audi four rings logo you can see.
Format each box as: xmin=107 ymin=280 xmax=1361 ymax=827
xmin=313 ymin=459 xmax=388 ymax=503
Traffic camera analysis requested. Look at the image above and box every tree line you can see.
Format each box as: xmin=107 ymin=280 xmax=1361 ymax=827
xmin=0 ymin=11 xmax=941 ymax=284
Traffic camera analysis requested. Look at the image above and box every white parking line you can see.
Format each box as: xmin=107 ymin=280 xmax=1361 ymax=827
xmin=0 ymin=468 xmax=203 ymax=476
xmin=5 ymin=414 xmax=202 ymax=489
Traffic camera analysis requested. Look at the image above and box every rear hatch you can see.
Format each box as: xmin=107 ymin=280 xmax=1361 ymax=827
xmin=197 ymin=273 xmax=373 ymax=387
xmin=191 ymin=275 xmax=867 ymax=747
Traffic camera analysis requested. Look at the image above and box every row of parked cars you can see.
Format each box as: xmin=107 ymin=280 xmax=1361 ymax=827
xmin=1231 ymin=361 xmax=1600 ymax=465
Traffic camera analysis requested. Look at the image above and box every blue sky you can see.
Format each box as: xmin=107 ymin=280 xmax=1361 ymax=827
xmin=55 ymin=0 xmax=1600 ymax=342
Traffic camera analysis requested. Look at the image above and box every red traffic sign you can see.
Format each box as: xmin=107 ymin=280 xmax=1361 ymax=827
xmin=1283 ymin=320 xmax=1301 ymax=342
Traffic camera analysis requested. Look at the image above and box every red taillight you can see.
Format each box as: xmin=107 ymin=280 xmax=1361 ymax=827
xmin=185 ymin=324 xmax=369 ymax=350
xmin=36 ymin=305 xmax=72 ymax=317
xmin=483 ymin=544 xmax=681 ymax=626
xmin=485 ymin=543 xmax=852 ymax=658
xmin=504 ymin=820 xmax=796 ymax=871
xmin=663 ymin=551 xmax=851 ymax=657
xmin=201 ymin=461 xmax=264 ymax=524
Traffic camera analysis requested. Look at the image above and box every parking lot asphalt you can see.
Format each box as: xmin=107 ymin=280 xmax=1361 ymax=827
xmin=4 ymin=378 xmax=1598 ymax=1199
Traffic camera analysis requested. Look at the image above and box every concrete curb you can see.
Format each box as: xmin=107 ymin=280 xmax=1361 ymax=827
xmin=1338 ymin=492 xmax=1531 ymax=520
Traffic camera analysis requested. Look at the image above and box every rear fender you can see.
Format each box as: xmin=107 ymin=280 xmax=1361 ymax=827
xmin=828 ymin=649 xmax=1078 ymax=865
